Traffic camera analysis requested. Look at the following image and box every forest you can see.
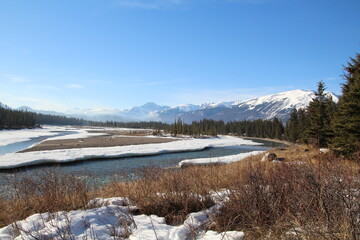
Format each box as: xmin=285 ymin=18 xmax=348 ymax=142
xmin=0 ymin=107 xmax=85 ymax=129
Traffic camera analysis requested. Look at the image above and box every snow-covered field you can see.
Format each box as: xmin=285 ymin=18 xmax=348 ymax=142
xmin=0 ymin=191 xmax=244 ymax=240
xmin=0 ymin=135 xmax=262 ymax=169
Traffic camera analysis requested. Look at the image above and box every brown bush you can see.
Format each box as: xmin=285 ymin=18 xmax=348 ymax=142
xmin=212 ymin=153 xmax=360 ymax=239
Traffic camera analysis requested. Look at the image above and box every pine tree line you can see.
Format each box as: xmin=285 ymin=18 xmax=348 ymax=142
xmin=0 ymin=106 xmax=86 ymax=129
xmin=34 ymin=113 xmax=85 ymax=126
xmin=0 ymin=106 xmax=36 ymax=129
xmin=87 ymin=120 xmax=169 ymax=130
xmin=169 ymin=118 xmax=284 ymax=139
xmin=285 ymin=53 xmax=360 ymax=157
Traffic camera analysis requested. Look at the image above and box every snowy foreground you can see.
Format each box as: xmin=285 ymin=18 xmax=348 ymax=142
xmin=0 ymin=191 xmax=244 ymax=240
xmin=0 ymin=135 xmax=262 ymax=169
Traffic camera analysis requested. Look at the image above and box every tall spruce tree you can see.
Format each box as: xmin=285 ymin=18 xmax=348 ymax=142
xmin=285 ymin=108 xmax=299 ymax=142
xmin=332 ymin=54 xmax=360 ymax=156
xmin=297 ymin=108 xmax=309 ymax=143
xmin=306 ymin=81 xmax=332 ymax=147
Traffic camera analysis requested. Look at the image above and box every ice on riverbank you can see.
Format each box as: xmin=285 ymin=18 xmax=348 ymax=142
xmin=0 ymin=136 xmax=262 ymax=169
xmin=0 ymin=126 xmax=66 ymax=147
xmin=178 ymin=150 xmax=265 ymax=167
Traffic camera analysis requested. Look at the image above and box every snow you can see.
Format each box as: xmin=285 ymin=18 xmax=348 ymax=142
xmin=0 ymin=126 xmax=67 ymax=147
xmin=179 ymin=151 xmax=264 ymax=167
xmin=45 ymin=128 xmax=107 ymax=141
xmin=235 ymin=89 xmax=339 ymax=119
xmin=0 ymin=194 xmax=245 ymax=240
xmin=171 ymin=104 xmax=200 ymax=112
xmin=0 ymin=136 xmax=262 ymax=169
xmin=200 ymin=101 xmax=235 ymax=109
xmin=0 ymin=126 xmax=107 ymax=148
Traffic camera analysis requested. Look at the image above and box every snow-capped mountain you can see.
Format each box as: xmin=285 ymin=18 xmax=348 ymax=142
xmin=171 ymin=104 xmax=200 ymax=112
xmin=200 ymin=101 xmax=236 ymax=109
xmin=126 ymin=102 xmax=170 ymax=116
xmin=230 ymin=89 xmax=338 ymax=121
xmin=66 ymin=102 xmax=171 ymax=122
xmin=7 ymin=89 xmax=339 ymax=123
xmin=156 ymin=89 xmax=339 ymax=123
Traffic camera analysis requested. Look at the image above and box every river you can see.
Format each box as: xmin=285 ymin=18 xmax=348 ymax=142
xmin=0 ymin=137 xmax=283 ymax=196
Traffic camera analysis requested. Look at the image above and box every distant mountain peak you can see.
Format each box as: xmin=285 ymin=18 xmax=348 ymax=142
xmin=17 ymin=106 xmax=34 ymax=111
xmin=157 ymin=89 xmax=339 ymax=123
xmin=2 ymin=89 xmax=339 ymax=123
xmin=141 ymin=102 xmax=160 ymax=107
xmin=170 ymin=104 xmax=200 ymax=112
xmin=200 ymin=101 xmax=235 ymax=109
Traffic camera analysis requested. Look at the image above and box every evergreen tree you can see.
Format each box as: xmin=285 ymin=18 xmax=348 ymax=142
xmin=297 ymin=108 xmax=309 ymax=143
xmin=306 ymin=81 xmax=332 ymax=147
xmin=285 ymin=108 xmax=299 ymax=142
xmin=332 ymin=54 xmax=360 ymax=156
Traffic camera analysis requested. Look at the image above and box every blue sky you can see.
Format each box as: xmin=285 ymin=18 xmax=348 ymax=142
xmin=0 ymin=0 xmax=359 ymax=111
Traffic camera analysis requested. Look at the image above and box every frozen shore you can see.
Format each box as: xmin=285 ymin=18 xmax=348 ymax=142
xmin=178 ymin=150 xmax=264 ymax=167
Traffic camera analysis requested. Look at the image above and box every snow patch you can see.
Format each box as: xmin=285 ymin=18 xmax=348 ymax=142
xmin=0 ymin=196 xmax=244 ymax=240
xmin=179 ymin=151 xmax=264 ymax=167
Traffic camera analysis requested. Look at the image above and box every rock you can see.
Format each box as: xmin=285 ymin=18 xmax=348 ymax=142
xmin=261 ymin=152 xmax=277 ymax=162
xmin=273 ymin=157 xmax=286 ymax=162
xmin=319 ymin=148 xmax=330 ymax=153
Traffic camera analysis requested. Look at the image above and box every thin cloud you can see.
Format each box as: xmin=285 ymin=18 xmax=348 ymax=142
xmin=67 ymin=84 xmax=84 ymax=89
xmin=25 ymin=85 xmax=61 ymax=91
xmin=0 ymin=73 xmax=30 ymax=83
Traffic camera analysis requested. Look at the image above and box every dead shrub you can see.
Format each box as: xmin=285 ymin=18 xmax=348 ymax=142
xmin=212 ymin=154 xmax=360 ymax=239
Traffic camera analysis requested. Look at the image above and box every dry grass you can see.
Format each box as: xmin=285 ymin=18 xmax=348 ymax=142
xmin=0 ymin=169 xmax=93 ymax=228
xmin=0 ymin=144 xmax=359 ymax=240
xmin=99 ymin=166 xmax=216 ymax=225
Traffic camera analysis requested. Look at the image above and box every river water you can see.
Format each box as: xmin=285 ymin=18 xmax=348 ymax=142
xmin=0 ymin=137 xmax=283 ymax=195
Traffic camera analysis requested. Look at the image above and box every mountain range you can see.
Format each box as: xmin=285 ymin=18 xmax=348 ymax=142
xmin=4 ymin=89 xmax=338 ymax=124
